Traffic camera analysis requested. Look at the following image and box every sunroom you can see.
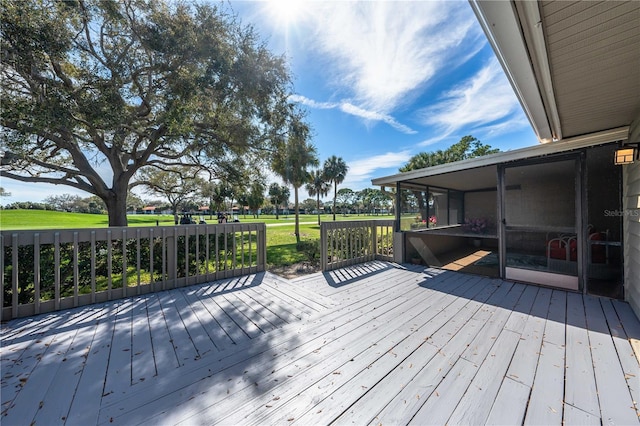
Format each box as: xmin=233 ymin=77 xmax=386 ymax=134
xmin=373 ymin=130 xmax=628 ymax=299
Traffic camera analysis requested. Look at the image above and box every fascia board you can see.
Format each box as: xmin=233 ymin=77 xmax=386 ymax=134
xmin=469 ymin=0 xmax=553 ymax=143
xmin=372 ymin=126 xmax=629 ymax=186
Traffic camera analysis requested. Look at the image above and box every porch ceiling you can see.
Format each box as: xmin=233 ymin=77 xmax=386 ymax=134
xmin=538 ymin=1 xmax=639 ymax=139
xmin=472 ymin=0 xmax=640 ymax=142
xmin=398 ymin=165 xmax=497 ymax=192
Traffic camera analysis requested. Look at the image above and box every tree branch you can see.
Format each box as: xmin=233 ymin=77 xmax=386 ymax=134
xmin=0 ymin=170 xmax=95 ymax=194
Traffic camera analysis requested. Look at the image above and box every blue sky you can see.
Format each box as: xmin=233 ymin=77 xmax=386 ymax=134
xmin=1 ymin=0 xmax=539 ymax=204
xmin=241 ymin=0 xmax=539 ymax=198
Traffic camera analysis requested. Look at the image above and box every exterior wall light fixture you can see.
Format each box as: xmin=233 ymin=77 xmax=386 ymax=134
xmin=614 ymin=144 xmax=639 ymax=165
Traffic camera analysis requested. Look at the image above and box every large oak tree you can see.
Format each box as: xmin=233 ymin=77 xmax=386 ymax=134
xmin=1 ymin=0 xmax=292 ymax=226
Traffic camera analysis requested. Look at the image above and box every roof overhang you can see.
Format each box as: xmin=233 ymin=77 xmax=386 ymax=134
xmin=469 ymin=0 xmax=557 ymax=142
xmin=470 ymin=0 xmax=640 ymax=144
xmin=372 ymin=126 xmax=628 ymax=189
xmin=372 ymin=1 xmax=639 ymax=190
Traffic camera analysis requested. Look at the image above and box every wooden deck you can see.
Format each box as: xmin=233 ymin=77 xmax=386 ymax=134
xmin=2 ymin=261 xmax=639 ymax=425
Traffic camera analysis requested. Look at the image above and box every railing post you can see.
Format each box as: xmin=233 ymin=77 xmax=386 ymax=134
xmin=232 ymin=226 xmax=237 ymax=271
xmin=371 ymin=221 xmax=377 ymax=259
xmin=0 ymin=233 xmax=4 ymax=319
xmin=34 ymin=233 xmax=40 ymax=314
xmin=121 ymin=229 xmax=127 ymax=297
xmin=257 ymin=223 xmax=266 ymax=271
xmin=320 ymin=223 xmax=328 ymax=271
xmin=195 ymin=225 xmax=200 ymax=284
xmin=90 ymin=231 xmax=96 ymax=303
xmin=11 ymin=233 xmax=18 ymax=319
xmin=73 ymin=231 xmax=79 ymax=307
xmin=149 ymin=228 xmax=155 ymax=290
xmin=54 ymin=232 xmax=60 ymax=311
xmin=184 ymin=227 xmax=189 ymax=283
xmin=166 ymin=229 xmax=177 ymax=285
xmin=136 ymin=229 xmax=141 ymax=293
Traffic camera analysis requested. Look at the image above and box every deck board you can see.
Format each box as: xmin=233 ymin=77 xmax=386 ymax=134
xmin=1 ymin=307 xmax=85 ymax=411
xmin=2 ymin=262 xmax=640 ymax=426
xmin=30 ymin=306 xmax=104 ymax=425
xmin=459 ymin=281 xmax=521 ymax=364
xmin=158 ymin=292 xmax=202 ymax=366
xmin=583 ymin=295 xmax=639 ymax=424
xmin=408 ymin=356 xmax=479 ymax=425
xmin=524 ymin=340 xmax=566 ymax=425
xmin=171 ymin=289 xmax=219 ymax=359
xmin=131 ymin=296 xmax=156 ymax=385
xmin=191 ymin=288 xmax=248 ymax=346
xmin=485 ymin=377 xmax=530 ymax=425
xmin=284 ymin=278 xmax=492 ymax=426
xmin=65 ymin=303 xmax=120 ymax=426
xmin=144 ymin=294 xmax=181 ymax=372
xmin=110 ymin=270 xmax=440 ymax=423
xmin=601 ymin=298 xmax=640 ymax=416
xmin=98 ymin=267 xmax=428 ymax=424
xmin=338 ymin=277 xmax=498 ymax=425
xmin=447 ymin=329 xmax=522 ymax=425
xmin=564 ymin=292 xmax=600 ymax=418
xmin=2 ymin=312 xmax=81 ymax=425
xmin=505 ymin=287 xmax=551 ymax=387
xmin=103 ymin=299 xmax=135 ymax=399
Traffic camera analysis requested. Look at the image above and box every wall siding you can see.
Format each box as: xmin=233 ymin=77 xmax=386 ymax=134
xmin=624 ymin=118 xmax=640 ymax=319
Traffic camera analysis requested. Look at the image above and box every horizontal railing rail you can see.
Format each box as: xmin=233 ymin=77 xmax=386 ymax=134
xmin=320 ymin=220 xmax=394 ymax=271
xmin=1 ymin=223 xmax=266 ymax=320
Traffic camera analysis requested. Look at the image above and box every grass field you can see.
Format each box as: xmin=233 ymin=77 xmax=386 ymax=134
xmin=0 ymin=209 xmax=394 ymax=268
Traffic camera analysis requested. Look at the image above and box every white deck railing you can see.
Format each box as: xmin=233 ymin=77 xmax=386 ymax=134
xmin=320 ymin=220 xmax=394 ymax=271
xmin=1 ymin=223 xmax=266 ymax=320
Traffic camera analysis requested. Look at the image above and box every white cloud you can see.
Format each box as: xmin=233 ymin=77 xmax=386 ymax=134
xmin=290 ymin=94 xmax=417 ymax=134
xmin=419 ymin=58 xmax=524 ymax=136
xmin=339 ymin=103 xmax=417 ymax=134
xmin=472 ymin=115 xmax=531 ymax=139
xmin=417 ymin=134 xmax=449 ymax=147
xmin=341 ymin=150 xmax=412 ymax=190
xmin=303 ymin=1 xmax=483 ymax=113
xmin=288 ymin=94 xmax=338 ymax=110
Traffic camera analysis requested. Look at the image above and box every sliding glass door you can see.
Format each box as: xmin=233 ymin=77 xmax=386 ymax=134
xmin=501 ymin=157 xmax=580 ymax=290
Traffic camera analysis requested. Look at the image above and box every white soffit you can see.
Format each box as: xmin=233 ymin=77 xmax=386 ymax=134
xmin=469 ymin=0 xmax=554 ymax=143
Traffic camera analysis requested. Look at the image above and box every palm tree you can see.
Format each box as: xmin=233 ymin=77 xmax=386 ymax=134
xmin=272 ymin=117 xmax=319 ymax=244
xmin=306 ymin=169 xmax=330 ymax=225
xmin=247 ymin=181 xmax=266 ymax=218
xmin=323 ymin=155 xmax=349 ymax=221
xmin=268 ymin=182 xmax=289 ymax=219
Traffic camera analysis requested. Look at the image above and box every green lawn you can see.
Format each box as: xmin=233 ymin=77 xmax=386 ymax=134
xmin=0 ymin=209 xmax=393 ymax=268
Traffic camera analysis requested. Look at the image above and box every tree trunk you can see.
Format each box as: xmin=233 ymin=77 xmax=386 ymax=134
xmin=104 ymin=188 xmax=129 ymax=227
xmin=333 ymin=182 xmax=337 ymax=221
xmin=294 ymin=187 xmax=300 ymax=244
xmin=316 ymin=194 xmax=321 ymax=226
